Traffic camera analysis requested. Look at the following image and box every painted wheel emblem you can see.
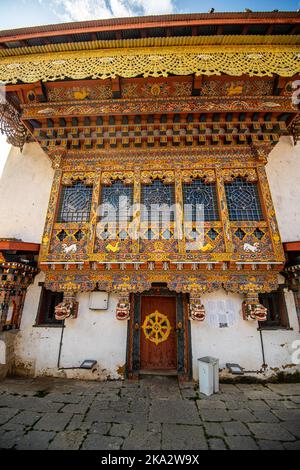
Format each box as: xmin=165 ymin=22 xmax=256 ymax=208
xmin=142 ymin=310 xmax=172 ymax=346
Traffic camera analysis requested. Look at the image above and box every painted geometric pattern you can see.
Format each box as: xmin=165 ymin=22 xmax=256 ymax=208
xmin=49 ymin=227 xmax=89 ymax=260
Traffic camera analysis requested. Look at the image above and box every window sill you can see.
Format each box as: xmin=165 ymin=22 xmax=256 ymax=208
xmin=257 ymin=326 xmax=293 ymax=331
xmin=33 ymin=324 xmax=63 ymax=328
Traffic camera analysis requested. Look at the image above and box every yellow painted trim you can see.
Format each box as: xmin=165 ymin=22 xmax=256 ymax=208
xmin=0 ymin=35 xmax=299 ymax=59
xmin=0 ymin=44 xmax=299 ymax=83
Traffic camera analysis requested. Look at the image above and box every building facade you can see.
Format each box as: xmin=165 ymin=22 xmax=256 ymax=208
xmin=0 ymin=12 xmax=300 ymax=381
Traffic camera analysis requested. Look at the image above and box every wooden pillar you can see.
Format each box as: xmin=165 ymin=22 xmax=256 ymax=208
xmin=215 ymin=168 xmax=234 ymax=254
xmin=39 ymin=158 xmax=63 ymax=262
xmin=174 ymin=170 xmax=185 ymax=254
xmin=256 ymin=165 xmax=285 ymax=262
xmin=0 ymin=289 xmax=11 ymax=331
xmin=132 ymin=170 xmax=141 ymax=254
xmin=88 ymin=173 xmax=101 ymax=255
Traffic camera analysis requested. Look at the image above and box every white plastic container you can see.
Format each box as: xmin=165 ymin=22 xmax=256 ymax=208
xmin=198 ymin=356 xmax=219 ymax=396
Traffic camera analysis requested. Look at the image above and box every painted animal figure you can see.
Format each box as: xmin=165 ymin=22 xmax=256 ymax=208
xmin=106 ymin=241 xmax=120 ymax=253
xmin=200 ymin=243 xmax=214 ymax=252
xmin=243 ymin=243 xmax=259 ymax=253
xmin=62 ymin=244 xmax=77 ymax=255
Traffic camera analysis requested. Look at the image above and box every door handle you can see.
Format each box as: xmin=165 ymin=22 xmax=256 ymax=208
xmin=175 ymin=322 xmax=183 ymax=333
xmin=134 ymin=322 xmax=140 ymax=331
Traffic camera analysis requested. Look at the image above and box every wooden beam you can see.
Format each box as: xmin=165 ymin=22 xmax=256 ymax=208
xmin=1 ymin=16 xmax=300 ymax=43
xmin=192 ymin=75 xmax=202 ymax=96
xmin=111 ymin=76 xmax=121 ymax=99
xmin=283 ymin=242 xmax=300 ymax=252
xmin=0 ymin=241 xmax=40 ymax=252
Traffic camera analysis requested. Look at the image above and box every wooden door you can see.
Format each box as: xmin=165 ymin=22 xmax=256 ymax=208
xmin=140 ymin=295 xmax=177 ymax=371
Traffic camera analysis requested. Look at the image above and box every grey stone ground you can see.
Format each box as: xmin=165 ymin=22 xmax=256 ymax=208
xmin=0 ymin=376 xmax=299 ymax=450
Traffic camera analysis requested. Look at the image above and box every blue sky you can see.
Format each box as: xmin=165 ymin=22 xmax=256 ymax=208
xmin=0 ymin=0 xmax=299 ymax=30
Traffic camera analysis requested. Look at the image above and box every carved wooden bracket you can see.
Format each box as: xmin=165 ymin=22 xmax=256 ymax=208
xmin=0 ymin=102 xmax=27 ymax=149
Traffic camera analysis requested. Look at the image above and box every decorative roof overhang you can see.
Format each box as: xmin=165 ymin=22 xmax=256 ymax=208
xmin=0 ymin=240 xmax=39 ymax=292
xmin=0 ymin=44 xmax=300 ymax=84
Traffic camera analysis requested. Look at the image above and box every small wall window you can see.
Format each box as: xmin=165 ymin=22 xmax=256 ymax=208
xmin=36 ymin=287 xmax=63 ymax=326
xmin=57 ymin=181 xmax=93 ymax=223
xmin=259 ymin=287 xmax=289 ymax=329
xmin=225 ymin=178 xmax=264 ymax=221
xmin=183 ymin=179 xmax=219 ymax=221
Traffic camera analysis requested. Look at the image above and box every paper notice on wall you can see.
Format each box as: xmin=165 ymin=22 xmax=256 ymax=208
xmin=206 ymin=299 xmax=238 ymax=328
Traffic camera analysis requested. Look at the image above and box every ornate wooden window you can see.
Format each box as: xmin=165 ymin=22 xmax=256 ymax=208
xmin=225 ymin=178 xmax=263 ymax=221
xmin=57 ymin=181 xmax=93 ymax=223
xmin=141 ymin=179 xmax=175 ymax=222
xmin=183 ymin=178 xmax=219 ymax=221
xmin=100 ymin=179 xmax=134 ymax=222
xmin=35 ymin=287 xmax=63 ymax=326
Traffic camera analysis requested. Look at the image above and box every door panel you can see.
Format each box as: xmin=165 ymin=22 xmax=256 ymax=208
xmin=140 ymin=295 xmax=177 ymax=370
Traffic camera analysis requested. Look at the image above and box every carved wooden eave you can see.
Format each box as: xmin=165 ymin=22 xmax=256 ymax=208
xmin=0 ymin=45 xmax=300 ymax=84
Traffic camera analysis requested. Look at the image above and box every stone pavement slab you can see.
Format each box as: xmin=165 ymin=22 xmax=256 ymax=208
xmin=81 ymin=434 xmax=123 ymax=450
xmin=247 ymin=423 xmax=295 ymax=441
xmin=162 ymin=424 xmax=208 ymax=450
xmin=222 ymin=421 xmax=250 ymax=436
xmin=200 ymin=409 xmax=232 ymax=422
xmin=9 ymin=410 xmax=42 ymax=427
xmin=258 ymin=440 xmax=285 ymax=450
xmin=0 ymin=407 xmax=19 ymax=425
xmin=123 ymin=429 xmax=161 ymax=450
xmin=15 ymin=431 xmax=56 ymax=450
xmin=150 ymin=399 xmax=201 ymax=425
xmin=33 ymin=412 xmax=73 ymax=431
xmin=267 ymin=384 xmax=300 ymax=396
xmin=280 ymin=421 xmax=300 ymax=439
xmin=225 ymin=436 xmax=259 ymax=450
xmin=208 ymin=438 xmax=227 ymax=450
xmin=0 ymin=429 xmax=25 ymax=449
xmin=203 ymin=422 xmax=224 ymax=437
xmin=110 ymin=423 xmax=132 ymax=438
xmin=283 ymin=441 xmax=300 ymax=450
xmin=48 ymin=431 xmax=87 ymax=450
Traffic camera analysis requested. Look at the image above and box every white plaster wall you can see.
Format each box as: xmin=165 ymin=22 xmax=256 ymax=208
xmin=191 ymin=289 xmax=300 ymax=380
xmin=0 ymin=143 xmax=53 ymax=243
xmin=266 ymin=136 xmax=300 ymax=243
xmin=13 ymin=273 xmax=128 ymax=380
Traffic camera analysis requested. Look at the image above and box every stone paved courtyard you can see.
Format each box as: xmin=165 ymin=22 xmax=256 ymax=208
xmin=0 ymin=376 xmax=299 ymax=450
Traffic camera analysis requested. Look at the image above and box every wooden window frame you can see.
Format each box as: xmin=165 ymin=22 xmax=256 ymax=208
xmin=259 ymin=286 xmax=290 ymax=330
xmin=35 ymin=285 xmax=63 ymax=327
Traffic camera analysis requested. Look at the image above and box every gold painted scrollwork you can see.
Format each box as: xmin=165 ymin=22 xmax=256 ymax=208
xmin=1 ymin=47 xmax=299 ymax=84
xmin=221 ymin=169 xmax=258 ymax=183
xmin=181 ymin=169 xmax=216 ymax=184
xmin=62 ymin=172 xmax=95 ymax=185
xmin=101 ymin=171 xmax=135 ymax=185
xmin=141 ymin=170 xmax=175 ymax=184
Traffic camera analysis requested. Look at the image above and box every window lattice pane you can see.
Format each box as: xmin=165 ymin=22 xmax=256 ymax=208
xmin=57 ymin=182 xmax=93 ymax=223
xmin=183 ymin=179 xmax=219 ymax=221
xmin=225 ymin=178 xmax=263 ymax=221
xmin=101 ymin=180 xmax=133 ymax=222
xmin=141 ymin=180 xmax=175 ymax=222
